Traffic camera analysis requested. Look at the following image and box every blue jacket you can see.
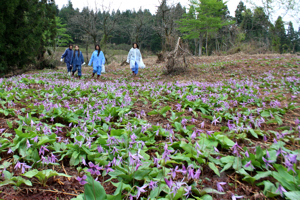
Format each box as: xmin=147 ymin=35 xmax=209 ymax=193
xmin=88 ymin=50 xmax=105 ymax=67
xmin=70 ymin=51 xmax=84 ymax=66
xmin=61 ymin=48 xmax=73 ymax=63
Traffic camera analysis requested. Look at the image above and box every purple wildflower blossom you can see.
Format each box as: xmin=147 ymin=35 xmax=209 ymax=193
xmin=216 ymin=182 xmax=226 ymax=192
xmin=276 ymin=184 xmax=287 ymax=197
xmin=76 ymin=175 xmax=88 ymax=185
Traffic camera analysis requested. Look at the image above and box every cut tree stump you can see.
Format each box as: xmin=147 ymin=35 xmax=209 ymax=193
xmin=156 ymin=52 xmax=165 ymax=63
xmin=165 ymin=37 xmax=190 ymax=74
xmin=120 ymin=60 xmax=129 ymax=66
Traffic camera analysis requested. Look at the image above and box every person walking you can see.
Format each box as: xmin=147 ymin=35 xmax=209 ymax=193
xmin=88 ymin=44 xmax=105 ymax=79
xmin=70 ymin=45 xmax=84 ymax=78
xmin=126 ymin=43 xmax=145 ymax=76
xmin=60 ymin=44 xmax=73 ymax=76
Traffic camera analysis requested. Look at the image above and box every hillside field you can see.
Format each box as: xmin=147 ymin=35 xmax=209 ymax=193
xmin=0 ymin=54 xmax=300 ymax=200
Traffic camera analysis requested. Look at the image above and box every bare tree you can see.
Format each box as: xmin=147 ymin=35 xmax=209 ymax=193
xmin=117 ymin=8 xmax=152 ymax=48
xmin=97 ymin=1 xmax=120 ymax=48
xmin=155 ymin=0 xmax=184 ymax=52
xmin=69 ymin=4 xmax=100 ymax=44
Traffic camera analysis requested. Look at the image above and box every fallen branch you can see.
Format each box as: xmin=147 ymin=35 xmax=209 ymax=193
xmin=62 ymin=162 xmax=71 ymax=181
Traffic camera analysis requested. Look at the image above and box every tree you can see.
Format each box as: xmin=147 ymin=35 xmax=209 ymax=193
xmin=0 ymin=0 xmax=56 ymax=75
xmin=55 ymin=17 xmax=74 ymax=47
xmin=177 ymin=0 xmax=234 ymax=56
xmin=235 ymin=1 xmax=246 ymax=25
xmin=247 ymin=0 xmax=300 ymax=24
xmin=58 ymin=0 xmax=74 ymax=23
xmin=69 ymin=7 xmax=100 ymax=45
xmin=271 ymin=16 xmax=286 ymax=53
xmin=155 ymin=1 xmax=184 ymax=51
xmin=287 ymin=22 xmax=296 ymax=53
xmin=296 ymin=28 xmax=300 ymax=52
xmin=97 ymin=2 xmax=120 ymax=48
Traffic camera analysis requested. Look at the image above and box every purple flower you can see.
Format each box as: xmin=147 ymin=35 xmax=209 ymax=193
xmin=295 ymin=118 xmax=300 ymax=125
xmin=232 ymin=194 xmax=243 ymax=200
xmin=188 ymin=167 xmax=194 ymax=179
xmin=200 ymin=121 xmax=205 ymax=128
xmin=15 ymin=162 xmax=31 ymax=173
xmin=39 ymin=145 xmax=49 ymax=155
xmin=245 ymin=151 xmax=249 ymax=158
xmin=214 ymin=146 xmax=219 ymax=153
xmin=76 ymin=175 xmax=88 ymax=185
xmin=211 ymin=116 xmax=220 ymax=125
xmin=26 ymin=140 xmax=32 ymax=148
xmin=276 ymin=148 xmax=286 ymax=157
xmin=231 ymin=142 xmax=241 ymax=156
xmin=104 ymin=164 xmax=114 ymax=174
xmin=191 ymin=131 xmax=196 ymax=140
xmin=184 ymin=185 xmax=192 ymax=197
xmin=284 ymin=159 xmax=295 ymax=173
xmin=287 ymin=153 xmax=297 ymax=164
xmin=195 ymin=143 xmax=203 ymax=156
xmin=82 ymin=157 xmax=87 ymax=166
xmin=149 ymin=181 xmax=158 ymax=190
xmin=169 ymin=166 xmax=178 ymax=179
xmin=136 ymin=184 xmax=147 ymax=199
xmin=276 ymin=184 xmax=287 ymax=197
xmin=50 ymin=153 xmax=58 ymax=163
xmin=206 ymin=130 xmax=214 ymax=137
xmin=179 ymin=165 xmax=187 ymax=175
xmin=181 ymin=118 xmax=188 ymax=126
xmin=32 ymin=136 xmax=39 ymax=143
xmin=216 ymin=182 xmax=226 ymax=192
xmin=172 ymin=179 xmax=186 ymax=196
xmin=87 ymin=162 xmax=102 ymax=175
xmin=244 ymin=161 xmax=255 ymax=169
xmin=0 ymin=128 xmax=6 ymax=134
xmin=153 ymin=157 xmax=161 ymax=168
xmin=128 ymin=194 xmax=134 ymax=200
xmin=194 ymin=168 xmax=201 ymax=179
xmin=97 ymin=145 xmax=104 ymax=153
xmin=262 ymin=157 xmax=275 ymax=169
xmin=111 ymin=147 xmax=119 ymax=155
xmin=175 ymin=104 xmax=181 ymax=111
xmin=164 ymin=178 xmax=173 ymax=189
xmin=135 ymin=163 xmax=142 ymax=171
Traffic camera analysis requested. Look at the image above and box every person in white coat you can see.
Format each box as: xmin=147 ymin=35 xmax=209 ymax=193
xmin=126 ymin=43 xmax=144 ymax=76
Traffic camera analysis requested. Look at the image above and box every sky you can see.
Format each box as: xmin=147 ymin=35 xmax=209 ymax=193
xmin=56 ymin=0 xmax=299 ymax=29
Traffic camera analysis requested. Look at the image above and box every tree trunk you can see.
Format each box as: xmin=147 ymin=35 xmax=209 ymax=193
xmin=86 ymin=40 xmax=89 ymax=64
xmin=194 ymin=39 xmax=197 ymax=55
xmin=199 ymin=35 xmax=203 ymax=56
xmin=206 ymin=31 xmax=208 ymax=56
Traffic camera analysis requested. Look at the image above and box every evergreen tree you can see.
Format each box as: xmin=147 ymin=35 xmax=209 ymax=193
xmin=55 ymin=17 xmax=74 ymax=47
xmin=296 ymin=27 xmax=300 ymax=52
xmin=235 ymin=1 xmax=246 ymax=25
xmin=271 ymin=16 xmax=286 ymax=53
xmin=177 ymin=0 xmax=234 ymax=56
xmin=0 ymin=0 xmax=56 ymax=75
xmin=287 ymin=22 xmax=295 ymax=53
xmin=252 ymin=7 xmax=270 ymax=45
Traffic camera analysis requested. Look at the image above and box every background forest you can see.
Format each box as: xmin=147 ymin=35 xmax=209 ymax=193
xmin=0 ymin=0 xmax=299 ymax=76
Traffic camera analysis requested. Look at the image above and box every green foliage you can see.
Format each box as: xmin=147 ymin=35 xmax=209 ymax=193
xmin=177 ymin=0 xmax=234 ymax=55
xmin=271 ymin=16 xmax=287 ymax=53
xmin=23 ymin=169 xmax=71 ymax=187
xmin=0 ymin=0 xmax=56 ymax=76
xmin=55 ymin=17 xmax=73 ymax=47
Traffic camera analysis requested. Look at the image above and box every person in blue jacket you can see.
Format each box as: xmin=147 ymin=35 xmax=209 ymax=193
xmin=60 ymin=44 xmax=73 ymax=76
xmin=88 ymin=44 xmax=105 ymax=79
xmin=70 ymin=45 xmax=84 ymax=78
xmin=127 ymin=43 xmax=143 ymax=76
